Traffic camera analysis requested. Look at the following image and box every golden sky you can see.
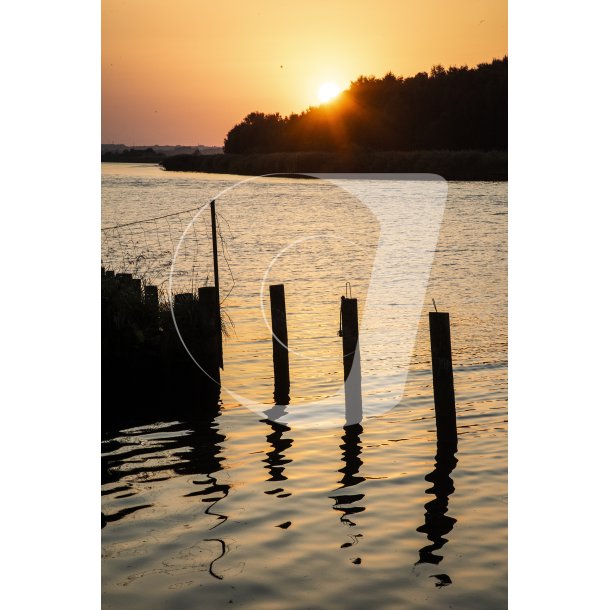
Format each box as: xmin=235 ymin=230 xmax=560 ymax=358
xmin=102 ymin=0 xmax=507 ymax=146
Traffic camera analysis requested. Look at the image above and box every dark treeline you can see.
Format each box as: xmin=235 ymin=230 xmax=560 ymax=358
xmin=224 ymin=58 xmax=507 ymax=154
xmin=102 ymin=147 xmax=166 ymax=163
xmin=161 ymin=150 xmax=507 ymax=180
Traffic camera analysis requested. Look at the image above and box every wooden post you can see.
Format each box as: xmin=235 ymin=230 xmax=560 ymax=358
xmin=415 ymin=438 xmax=458 ymax=565
xmin=210 ymin=199 xmax=224 ymax=369
xmin=341 ymin=296 xmax=363 ymax=425
xmin=144 ymin=285 xmax=159 ymax=328
xmin=429 ymin=312 xmax=457 ymax=443
xmin=131 ymin=278 xmax=142 ymax=298
xmin=269 ymin=284 xmax=290 ymax=403
xmin=173 ymin=294 xmax=195 ymax=368
xmin=144 ymin=285 xmax=159 ymax=311
xmin=174 ymin=293 xmax=194 ymax=325
xmin=341 ymin=297 xmax=358 ymax=381
xmin=198 ymin=286 xmax=221 ymax=384
xmin=115 ymin=272 xmax=132 ymax=292
xmin=175 ymin=293 xmax=194 ymax=306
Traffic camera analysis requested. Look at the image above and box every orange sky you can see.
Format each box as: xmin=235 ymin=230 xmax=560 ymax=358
xmin=102 ymin=0 xmax=507 ymax=146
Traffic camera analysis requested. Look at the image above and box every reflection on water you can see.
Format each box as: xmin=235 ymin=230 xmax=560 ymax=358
xmin=262 ymin=418 xmax=293 ymax=485
xmin=102 ymin=166 xmax=507 ymax=610
xmin=102 ymin=372 xmax=506 ymax=609
xmin=416 ymin=441 xmax=458 ymax=567
xmin=261 ymin=401 xmax=294 ymax=490
xmin=174 ymin=407 xmax=230 ymax=530
xmin=330 ymin=424 xmax=366 ymax=533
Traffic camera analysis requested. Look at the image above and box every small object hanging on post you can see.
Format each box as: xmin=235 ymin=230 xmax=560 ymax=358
xmin=337 ymin=283 xmax=352 ymax=338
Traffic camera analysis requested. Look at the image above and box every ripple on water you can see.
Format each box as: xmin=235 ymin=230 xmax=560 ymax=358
xmin=102 ymin=167 xmax=506 ymax=609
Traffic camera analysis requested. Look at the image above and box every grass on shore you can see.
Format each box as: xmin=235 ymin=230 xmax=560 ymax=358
xmin=161 ymin=149 xmax=507 ymax=181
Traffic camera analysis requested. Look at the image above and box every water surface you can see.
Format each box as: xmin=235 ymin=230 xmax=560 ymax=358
xmin=101 ymin=163 xmax=507 ymax=609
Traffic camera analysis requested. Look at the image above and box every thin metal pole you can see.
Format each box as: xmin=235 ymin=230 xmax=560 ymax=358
xmin=211 ymin=200 xmax=220 ymax=296
xmin=210 ymin=200 xmax=224 ymax=368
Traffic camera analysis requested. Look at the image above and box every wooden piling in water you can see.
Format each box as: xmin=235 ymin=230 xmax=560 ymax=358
xmin=131 ymin=278 xmax=142 ymax=298
xmin=198 ymin=286 xmax=221 ymax=384
xmin=175 ymin=293 xmax=194 ymax=304
xmin=429 ymin=312 xmax=457 ymax=443
xmin=340 ymin=296 xmax=363 ymax=425
xmin=269 ymin=284 xmax=290 ymax=402
xmin=144 ymin=285 xmax=159 ymax=328
xmin=341 ymin=297 xmax=359 ymax=382
xmin=144 ymin=285 xmax=159 ymax=312
xmin=115 ymin=273 xmax=132 ymax=294
xmin=174 ymin=293 xmax=195 ymax=330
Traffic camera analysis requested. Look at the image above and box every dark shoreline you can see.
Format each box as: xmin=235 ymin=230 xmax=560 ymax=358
xmin=157 ymin=150 xmax=507 ymax=181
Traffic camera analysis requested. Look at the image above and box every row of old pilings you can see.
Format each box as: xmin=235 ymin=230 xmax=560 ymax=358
xmin=102 ymin=265 xmax=458 ymax=444
xmin=101 ymin=267 xmax=223 ymax=427
xmin=269 ymin=283 xmax=457 ymax=445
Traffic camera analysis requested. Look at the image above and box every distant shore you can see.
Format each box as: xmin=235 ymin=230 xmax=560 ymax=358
xmin=158 ymin=150 xmax=507 ymax=181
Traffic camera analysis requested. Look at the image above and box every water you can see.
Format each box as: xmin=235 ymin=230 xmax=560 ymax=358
xmin=101 ymin=163 xmax=507 ymax=609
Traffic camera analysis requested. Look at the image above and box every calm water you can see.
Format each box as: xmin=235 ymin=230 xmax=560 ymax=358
xmin=101 ymin=163 xmax=507 ymax=609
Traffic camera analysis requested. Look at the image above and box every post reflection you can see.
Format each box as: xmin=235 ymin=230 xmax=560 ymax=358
xmin=261 ymin=403 xmax=293 ymax=495
xmin=173 ymin=403 xmax=230 ymax=529
xmin=102 ymin=393 xmax=230 ymax=539
xmin=330 ymin=423 xmax=366 ymax=533
xmin=415 ymin=440 xmax=458 ymax=566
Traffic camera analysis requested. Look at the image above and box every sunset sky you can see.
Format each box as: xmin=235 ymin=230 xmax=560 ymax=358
xmin=102 ymin=0 xmax=507 ymax=146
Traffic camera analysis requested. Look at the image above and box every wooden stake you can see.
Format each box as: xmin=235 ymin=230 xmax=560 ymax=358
xmin=198 ymin=286 xmax=221 ymax=384
xmin=341 ymin=297 xmax=358 ymax=381
xmin=269 ymin=284 xmax=290 ymax=402
xmin=341 ymin=296 xmax=363 ymax=425
xmin=429 ymin=312 xmax=457 ymax=443
xmin=131 ymin=278 xmax=142 ymax=298
xmin=174 ymin=293 xmax=194 ymax=304
xmin=144 ymin=285 xmax=158 ymax=309
xmin=144 ymin=285 xmax=159 ymax=326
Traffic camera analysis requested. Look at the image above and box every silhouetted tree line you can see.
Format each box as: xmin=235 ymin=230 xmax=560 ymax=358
xmin=102 ymin=147 xmax=166 ymax=163
xmin=162 ymin=150 xmax=507 ymax=180
xmin=224 ymin=58 xmax=507 ymax=153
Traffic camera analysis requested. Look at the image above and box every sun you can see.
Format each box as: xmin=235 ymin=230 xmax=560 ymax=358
xmin=318 ymin=82 xmax=341 ymax=103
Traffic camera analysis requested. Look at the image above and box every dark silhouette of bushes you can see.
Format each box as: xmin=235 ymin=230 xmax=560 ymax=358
xmin=102 ymin=147 xmax=166 ymax=163
xmin=161 ymin=150 xmax=507 ymax=180
xmin=223 ymin=58 xmax=507 ymax=154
